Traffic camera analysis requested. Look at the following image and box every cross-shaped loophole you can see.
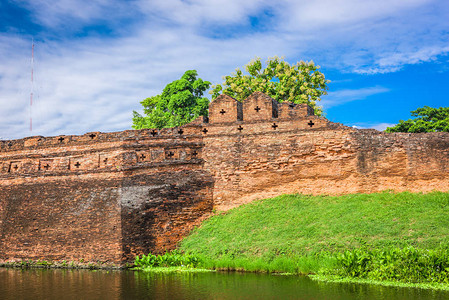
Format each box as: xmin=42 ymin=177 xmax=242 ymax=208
xmin=13 ymin=165 xmax=18 ymax=170
xmin=74 ymin=162 xmax=81 ymax=168
xmin=272 ymin=123 xmax=278 ymax=130
xmin=166 ymin=151 xmax=174 ymax=158
xmin=308 ymin=120 xmax=315 ymax=127
xmin=220 ymin=109 xmax=226 ymax=115
xmin=43 ymin=164 xmax=50 ymax=170
xmin=151 ymin=130 xmax=157 ymax=136
xmin=202 ymin=128 xmax=208 ymax=134
xmin=58 ymin=137 xmax=65 ymax=142
xmin=237 ymin=125 xmax=243 ymax=132
xmin=191 ymin=150 xmax=198 ymax=157
xmin=89 ymin=134 xmax=96 ymax=139
xmin=178 ymin=129 xmax=184 ymax=135
xmin=254 ymin=106 xmax=261 ymax=112
xmin=140 ymin=154 xmax=146 ymax=160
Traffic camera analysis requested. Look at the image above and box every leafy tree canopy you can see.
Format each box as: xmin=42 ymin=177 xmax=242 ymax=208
xmin=210 ymin=57 xmax=329 ymax=115
xmin=385 ymin=106 xmax=449 ymax=133
xmin=132 ymin=70 xmax=210 ymax=129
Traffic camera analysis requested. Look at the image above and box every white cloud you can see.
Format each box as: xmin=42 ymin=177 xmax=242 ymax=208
xmin=287 ymin=0 xmax=449 ymax=74
xmin=321 ymin=86 xmax=390 ymax=108
xmin=13 ymin=0 xmax=130 ymax=28
xmin=351 ymin=122 xmax=396 ymax=131
xmin=354 ymin=46 xmax=449 ymax=74
xmin=372 ymin=123 xmax=396 ymax=131
xmin=136 ymin=0 xmax=273 ymax=26
xmin=280 ymin=0 xmax=431 ymax=30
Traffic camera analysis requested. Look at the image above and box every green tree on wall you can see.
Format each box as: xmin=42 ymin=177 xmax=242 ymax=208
xmin=210 ymin=57 xmax=329 ymax=115
xmin=132 ymin=70 xmax=211 ymax=129
xmin=385 ymin=106 xmax=449 ymax=133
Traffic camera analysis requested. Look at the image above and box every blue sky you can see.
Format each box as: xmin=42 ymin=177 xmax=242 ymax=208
xmin=0 ymin=0 xmax=448 ymax=139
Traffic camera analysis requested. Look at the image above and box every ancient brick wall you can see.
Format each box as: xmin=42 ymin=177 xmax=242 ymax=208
xmin=204 ymin=92 xmax=449 ymax=210
xmin=0 ymin=126 xmax=213 ymax=264
xmin=0 ymin=91 xmax=448 ymax=264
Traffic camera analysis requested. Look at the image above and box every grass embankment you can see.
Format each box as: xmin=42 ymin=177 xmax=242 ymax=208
xmin=137 ymin=191 xmax=449 ymax=288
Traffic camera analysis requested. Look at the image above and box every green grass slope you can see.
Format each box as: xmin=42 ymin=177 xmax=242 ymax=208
xmin=178 ymin=191 xmax=449 ymax=274
xmin=181 ymin=191 xmax=449 ymax=256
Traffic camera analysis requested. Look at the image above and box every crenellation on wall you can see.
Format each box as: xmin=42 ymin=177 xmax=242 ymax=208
xmin=23 ymin=136 xmax=45 ymax=148
xmin=278 ymin=102 xmax=314 ymax=119
xmin=242 ymin=91 xmax=278 ymax=121
xmin=208 ymin=94 xmax=241 ymax=124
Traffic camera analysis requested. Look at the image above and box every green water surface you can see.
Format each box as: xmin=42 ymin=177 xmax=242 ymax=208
xmin=0 ymin=268 xmax=448 ymax=299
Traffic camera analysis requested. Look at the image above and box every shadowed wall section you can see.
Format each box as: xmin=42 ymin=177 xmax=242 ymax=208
xmin=120 ymin=168 xmax=213 ymax=261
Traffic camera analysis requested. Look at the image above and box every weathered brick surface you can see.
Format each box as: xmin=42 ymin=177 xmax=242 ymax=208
xmin=120 ymin=167 xmax=213 ymax=261
xmin=1 ymin=92 xmax=448 ymax=264
xmin=0 ymin=124 xmax=213 ymax=263
xmin=0 ymin=178 xmax=122 ymax=263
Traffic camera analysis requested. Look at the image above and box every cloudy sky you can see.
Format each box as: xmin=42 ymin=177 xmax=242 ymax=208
xmin=1 ymin=0 xmax=448 ymax=140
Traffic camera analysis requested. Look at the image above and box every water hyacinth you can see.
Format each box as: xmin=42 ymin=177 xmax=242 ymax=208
xmin=329 ymin=246 xmax=449 ymax=284
xmin=134 ymin=250 xmax=201 ymax=269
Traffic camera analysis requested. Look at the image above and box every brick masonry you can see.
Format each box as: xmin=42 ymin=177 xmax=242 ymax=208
xmin=1 ymin=92 xmax=448 ymax=264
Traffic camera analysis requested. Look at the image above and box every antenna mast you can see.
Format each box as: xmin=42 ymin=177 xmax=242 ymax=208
xmin=30 ymin=39 xmax=34 ymax=133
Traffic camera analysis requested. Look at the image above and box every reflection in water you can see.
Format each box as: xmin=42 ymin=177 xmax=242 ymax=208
xmin=0 ymin=268 xmax=448 ymax=300
xmin=0 ymin=268 xmax=121 ymax=300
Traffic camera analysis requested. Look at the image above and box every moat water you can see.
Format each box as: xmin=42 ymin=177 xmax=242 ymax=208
xmin=1 ymin=268 xmax=448 ymax=299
